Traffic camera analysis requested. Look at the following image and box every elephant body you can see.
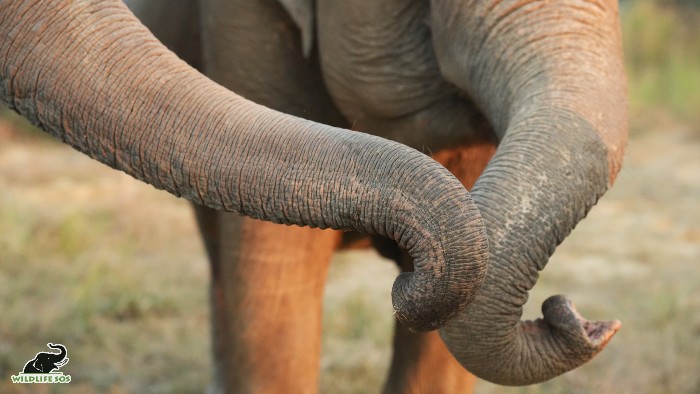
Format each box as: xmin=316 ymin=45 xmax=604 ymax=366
xmin=1 ymin=0 xmax=628 ymax=392
xmin=22 ymin=343 xmax=68 ymax=374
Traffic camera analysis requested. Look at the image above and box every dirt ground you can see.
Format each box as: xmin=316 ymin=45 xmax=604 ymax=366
xmin=0 ymin=116 xmax=698 ymax=393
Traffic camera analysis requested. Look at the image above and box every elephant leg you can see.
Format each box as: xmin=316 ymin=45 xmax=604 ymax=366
xmin=383 ymin=140 xmax=497 ymax=394
xmin=196 ymin=207 xmax=341 ymax=393
xmin=386 ymin=321 xmax=477 ymax=394
xmin=382 ymin=248 xmax=477 ymax=394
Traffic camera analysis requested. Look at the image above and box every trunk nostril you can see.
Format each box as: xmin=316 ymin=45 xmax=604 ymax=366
xmin=584 ymin=319 xmax=621 ymax=345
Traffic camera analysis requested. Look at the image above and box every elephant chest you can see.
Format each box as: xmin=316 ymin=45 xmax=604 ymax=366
xmin=199 ymin=0 xmax=496 ymax=155
xmin=316 ymin=0 xmax=493 ymax=153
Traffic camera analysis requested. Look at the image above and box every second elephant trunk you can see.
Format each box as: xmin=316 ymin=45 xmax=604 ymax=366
xmin=431 ymin=0 xmax=628 ymax=385
xmin=440 ymin=110 xmax=622 ymax=384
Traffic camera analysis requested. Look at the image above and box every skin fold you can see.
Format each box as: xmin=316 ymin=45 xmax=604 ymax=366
xmin=1 ymin=0 xmax=628 ymax=392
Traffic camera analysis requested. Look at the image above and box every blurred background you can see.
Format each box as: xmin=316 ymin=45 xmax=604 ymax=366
xmin=1 ymin=0 xmax=698 ymax=392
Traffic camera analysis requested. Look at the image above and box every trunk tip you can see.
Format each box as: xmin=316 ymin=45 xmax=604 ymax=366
xmin=584 ymin=319 xmax=621 ymax=347
xmin=542 ymin=294 xmax=621 ymax=352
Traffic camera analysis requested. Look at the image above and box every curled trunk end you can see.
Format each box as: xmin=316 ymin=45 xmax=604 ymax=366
xmin=442 ymin=295 xmax=620 ymax=385
xmin=430 ymin=0 xmax=627 ymax=384
xmin=439 ymin=111 xmax=623 ymax=385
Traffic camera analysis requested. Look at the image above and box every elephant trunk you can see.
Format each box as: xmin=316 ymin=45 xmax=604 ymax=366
xmin=431 ymin=0 xmax=627 ymax=384
xmin=46 ymin=343 xmax=67 ymax=362
xmin=0 ymin=0 xmax=489 ymax=331
xmin=440 ymin=111 xmax=622 ymax=384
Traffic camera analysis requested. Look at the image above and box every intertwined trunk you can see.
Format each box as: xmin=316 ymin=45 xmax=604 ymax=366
xmin=431 ymin=0 xmax=628 ymax=384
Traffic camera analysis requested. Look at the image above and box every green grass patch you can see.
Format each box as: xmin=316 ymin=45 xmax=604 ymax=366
xmin=623 ymin=0 xmax=700 ymax=128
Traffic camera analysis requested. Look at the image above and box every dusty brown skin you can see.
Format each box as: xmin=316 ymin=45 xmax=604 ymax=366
xmin=1 ymin=0 xmax=628 ymax=392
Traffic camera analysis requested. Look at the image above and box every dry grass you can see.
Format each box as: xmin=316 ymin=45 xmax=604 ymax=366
xmin=622 ymin=0 xmax=700 ymax=127
xmin=0 ymin=116 xmax=212 ymax=393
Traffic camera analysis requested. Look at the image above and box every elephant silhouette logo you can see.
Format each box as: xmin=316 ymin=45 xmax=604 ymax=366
xmin=10 ymin=343 xmax=72 ymax=384
xmin=23 ymin=343 xmax=69 ymax=373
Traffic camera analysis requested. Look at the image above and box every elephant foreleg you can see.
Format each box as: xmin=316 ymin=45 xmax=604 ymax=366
xmin=385 ymin=320 xmax=477 ymax=394
xmin=200 ymin=211 xmax=341 ymax=393
xmin=382 ymin=246 xmax=477 ymax=394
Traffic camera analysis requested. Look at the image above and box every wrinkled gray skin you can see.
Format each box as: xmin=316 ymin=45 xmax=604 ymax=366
xmin=1 ymin=0 xmax=628 ymax=391
xmin=1 ymin=0 xmax=489 ymax=332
